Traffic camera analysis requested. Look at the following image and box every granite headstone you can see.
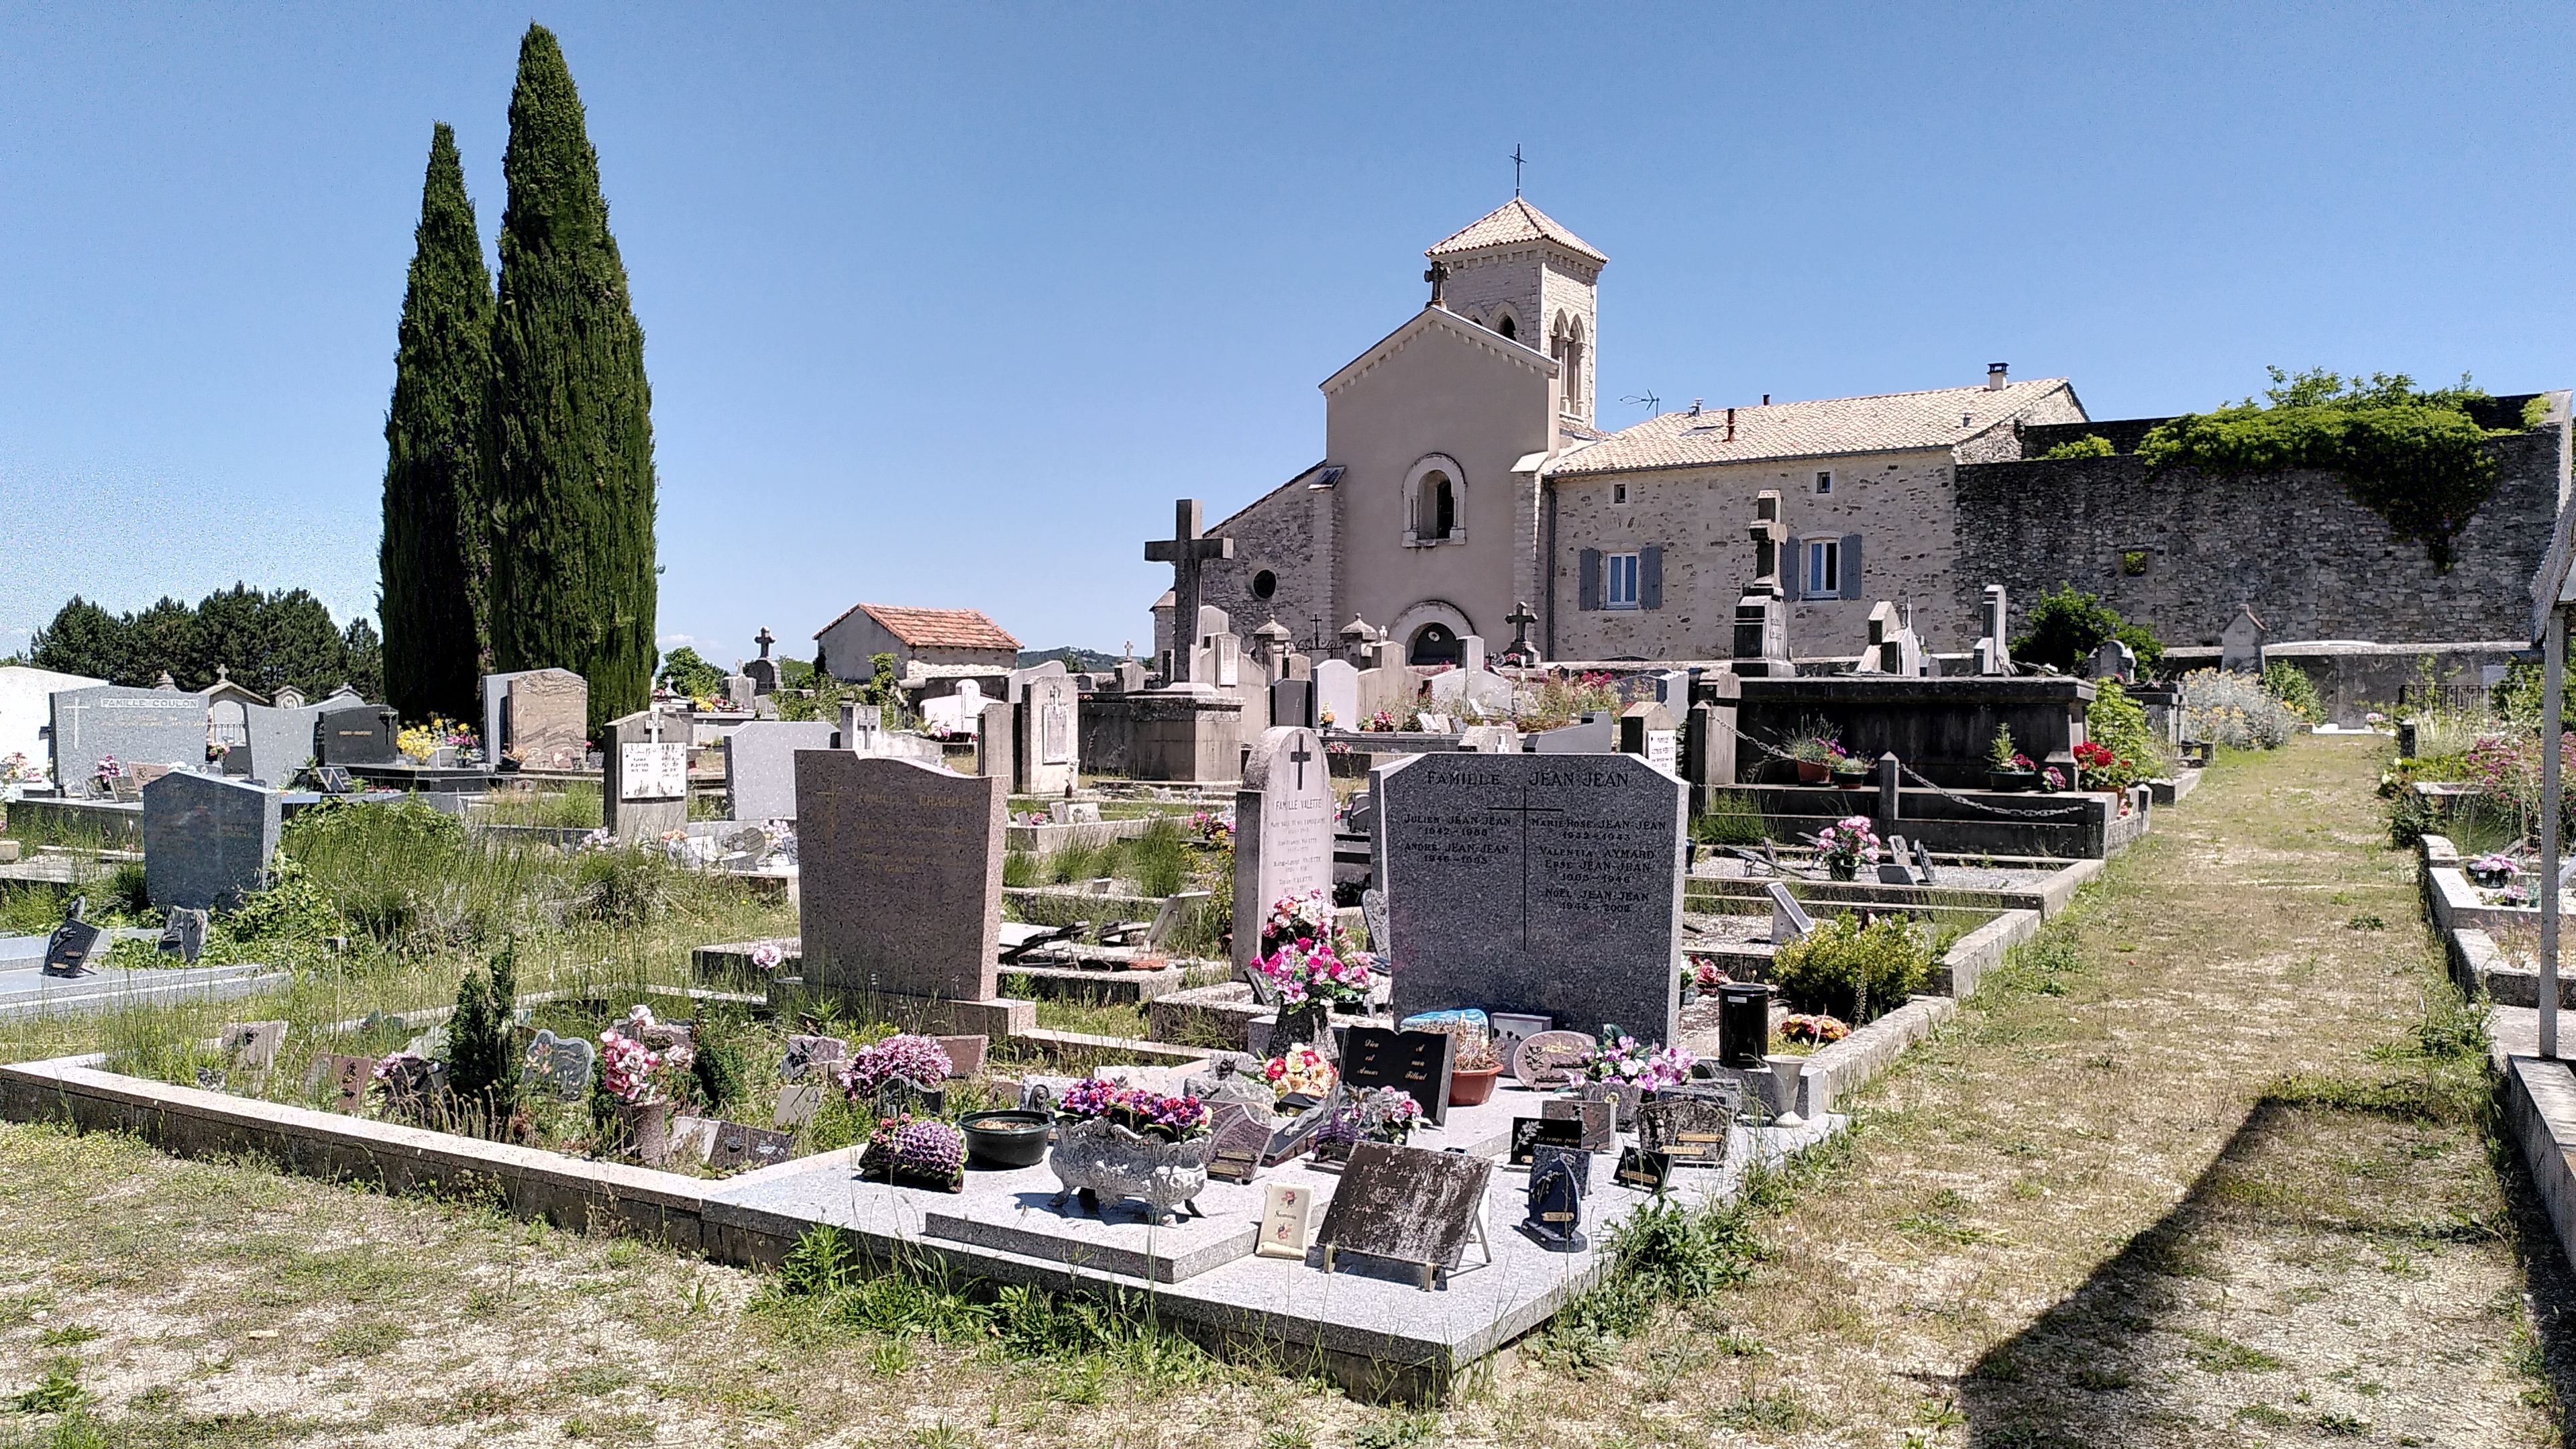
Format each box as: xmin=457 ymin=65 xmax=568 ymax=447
xmin=604 ymin=708 xmax=689 ymax=843
xmin=1014 ymin=672 xmax=1081 ymax=796
xmin=795 ymin=752 xmax=1007 ymax=1010
xmin=48 ymin=685 xmax=207 ymax=799
xmin=240 ymin=702 xmax=323 ymax=786
xmin=142 ymin=773 xmax=280 ymax=910
xmin=723 ymin=720 xmax=837 ymax=823
xmin=315 ymin=704 xmax=398 ymax=766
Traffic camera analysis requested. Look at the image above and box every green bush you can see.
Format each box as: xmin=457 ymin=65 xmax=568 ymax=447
xmin=2084 ymin=679 xmax=2170 ymax=789
xmin=1692 ymin=792 xmax=1768 ymax=847
xmin=445 ymin=943 xmax=520 ymax=1113
xmin=2039 ymin=433 xmax=2116 ymax=460
xmin=564 ymin=847 xmax=669 ymax=926
xmin=1770 ymin=912 xmax=1932 ymax=1022
xmin=2261 ymin=661 xmax=2322 ymax=722
xmin=2010 ymin=582 xmax=2165 ymax=673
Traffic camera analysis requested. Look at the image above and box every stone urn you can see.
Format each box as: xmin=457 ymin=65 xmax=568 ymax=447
xmin=1046 ymin=1116 xmax=1212 ymax=1224
xmin=612 ymin=1099 xmax=674 ymax=1166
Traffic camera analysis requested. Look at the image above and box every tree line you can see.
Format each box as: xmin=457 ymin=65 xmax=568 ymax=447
xmin=28 ymin=586 xmax=382 ymax=701
xmin=380 ymin=23 xmax=657 ymax=731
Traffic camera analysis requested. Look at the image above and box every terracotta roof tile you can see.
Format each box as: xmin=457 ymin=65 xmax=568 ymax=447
xmin=1426 ymin=198 xmax=1607 ymax=264
xmin=1549 ymin=380 xmax=2073 ymax=476
xmin=814 ymin=603 xmax=1020 ymax=651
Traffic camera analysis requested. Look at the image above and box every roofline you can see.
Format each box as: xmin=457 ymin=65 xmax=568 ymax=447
xmin=1545 ymin=379 xmax=2082 ymax=478
xmin=1320 ymin=305 xmax=1557 ymax=396
xmin=1209 ymin=460 xmax=1335 ymax=536
xmin=812 ymin=602 xmax=1021 ymax=650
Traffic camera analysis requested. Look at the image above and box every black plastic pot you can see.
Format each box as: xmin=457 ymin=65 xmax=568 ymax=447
xmin=959 ymin=1109 xmax=1055 ymax=1170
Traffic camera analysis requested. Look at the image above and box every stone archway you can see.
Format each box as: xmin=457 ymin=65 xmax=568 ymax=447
xmin=1408 ymin=623 xmax=1462 ymax=666
xmin=1389 ymin=600 xmax=1475 ymax=665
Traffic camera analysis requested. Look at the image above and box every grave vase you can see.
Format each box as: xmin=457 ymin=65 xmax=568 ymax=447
xmin=611 ymin=1099 xmax=675 ymax=1166
xmin=1271 ymin=1002 xmax=1338 ymax=1060
xmin=1046 ymin=1116 xmax=1212 ymax=1224
xmin=1827 ymin=858 xmax=1858 ymax=882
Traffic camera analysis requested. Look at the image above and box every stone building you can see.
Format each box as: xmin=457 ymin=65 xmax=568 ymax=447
xmin=812 ymin=603 xmax=1020 ymax=681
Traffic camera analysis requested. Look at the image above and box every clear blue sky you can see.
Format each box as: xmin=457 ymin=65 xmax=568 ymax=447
xmin=3 ymin=3 xmax=2568 ymax=667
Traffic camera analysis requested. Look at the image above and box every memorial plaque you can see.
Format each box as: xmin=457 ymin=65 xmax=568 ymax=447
xmin=1375 ymin=752 xmax=1684 ymax=1049
xmin=1231 ymin=726 xmax=1335 ymax=973
xmin=219 ymin=1020 xmax=287 ymax=1071
xmin=1263 ymin=1093 xmax=1336 ymax=1166
xmin=1522 ymin=1155 xmax=1587 ymax=1252
xmin=1254 ymin=1181 xmax=1318 ymax=1260
xmin=1185 ymin=1057 xmax=1277 ymax=1116
xmin=708 ymin=1120 xmax=796 ymax=1173
xmin=315 ymin=765 xmax=352 ymax=794
xmin=157 ymin=907 xmax=208 ymax=964
xmin=1636 ymin=1090 xmax=1736 ymax=1168
xmin=1532 ymin=1142 xmax=1593 ymax=1196
xmin=1507 ymin=1115 xmax=1587 ymax=1167
xmin=775 ymin=1083 xmax=824 ymax=1130
xmin=1203 ymin=1102 xmax=1269 ymax=1184
xmin=319 ymin=1054 xmax=373 ymax=1114
xmin=1316 ymin=1142 xmax=1495 ymax=1289
xmin=1490 ymin=1012 xmax=1552 ymax=1076
xmin=1615 ymin=1146 xmax=1673 ymax=1194
xmin=666 ymin=1115 xmax=722 ymax=1168
xmin=1542 ymin=1095 xmax=1616 ymax=1152
xmin=1513 ymin=1028 xmax=1596 ymax=1090
xmin=1338 ymin=1026 xmax=1456 ymax=1127
xmin=621 ymin=742 xmax=688 ymax=801
xmin=1014 ymin=672 xmax=1081 ymax=796
xmin=521 ymin=1030 xmax=598 ymax=1100
xmin=781 ymin=1034 xmax=851 ymax=1082
xmin=42 ymin=912 xmax=103 ymax=978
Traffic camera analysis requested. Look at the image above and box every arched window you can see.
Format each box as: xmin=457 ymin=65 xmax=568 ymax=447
xmin=1408 ymin=623 xmax=1462 ymax=666
xmin=1401 ymin=454 xmax=1467 ymax=546
xmin=1497 ymin=314 xmax=1517 ymax=340
xmin=1550 ymin=313 xmax=1586 ymax=414
xmin=1252 ymin=569 xmax=1278 ymax=599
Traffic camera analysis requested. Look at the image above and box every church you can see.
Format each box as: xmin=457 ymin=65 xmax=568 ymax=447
xmin=1160 ymin=196 xmax=2093 ymax=667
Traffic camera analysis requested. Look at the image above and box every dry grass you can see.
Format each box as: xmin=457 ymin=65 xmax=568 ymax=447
xmin=0 ymin=737 xmax=2563 ymax=1446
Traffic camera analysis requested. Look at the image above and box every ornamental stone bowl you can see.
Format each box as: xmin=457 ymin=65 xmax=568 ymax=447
xmin=1046 ymin=1116 xmax=1212 ymax=1224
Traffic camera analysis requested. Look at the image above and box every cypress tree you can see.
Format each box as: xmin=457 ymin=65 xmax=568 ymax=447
xmin=488 ymin=25 xmax=658 ymax=728
xmin=380 ymin=122 xmax=494 ymax=724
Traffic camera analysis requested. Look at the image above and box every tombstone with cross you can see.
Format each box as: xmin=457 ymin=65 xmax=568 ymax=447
xmin=743 ymin=627 xmax=781 ymax=696
xmin=1231 ymin=726 xmax=1336 ymax=973
xmin=604 ymin=706 xmax=689 ymax=843
xmin=1500 ymin=600 xmax=1541 ymax=667
xmin=1733 ymin=491 xmax=1792 ymax=676
xmin=1144 ymin=500 xmax=1235 ymax=686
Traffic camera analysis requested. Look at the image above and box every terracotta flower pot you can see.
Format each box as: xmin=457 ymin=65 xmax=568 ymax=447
xmin=1448 ymin=1066 xmax=1503 ymax=1107
xmin=1794 ymin=760 xmax=1831 ymax=784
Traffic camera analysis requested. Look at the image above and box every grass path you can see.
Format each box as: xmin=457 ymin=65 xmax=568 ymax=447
xmin=0 ymin=737 xmax=2560 ymax=1447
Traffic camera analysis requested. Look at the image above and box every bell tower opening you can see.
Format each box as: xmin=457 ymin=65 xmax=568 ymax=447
xmin=1422 ymin=197 xmax=1605 ymax=429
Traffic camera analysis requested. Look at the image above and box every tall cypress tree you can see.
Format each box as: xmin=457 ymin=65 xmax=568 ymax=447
xmin=380 ymin=122 xmax=494 ymax=724
xmin=488 ymin=25 xmax=658 ymax=727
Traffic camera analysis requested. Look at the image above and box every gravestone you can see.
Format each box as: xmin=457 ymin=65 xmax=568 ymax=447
xmin=2220 ymin=604 xmax=2267 ymax=674
xmin=1268 ymin=678 xmax=1316 ymax=733
xmin=1338 ymin=1026 xmax=1456 ymax=1128
xmin=221 ymin=1020 xmax=287 ymax=1071
xmin=502 ymin=669 xmax=589 ymax=770
xmin=315 ymin=1054 xmax=372 ymax=1114
xmin=796 ymin=752 xmax=1024 ymax=1036
xmin=522 ymin=1030 xmax=598 ymax=1100
xmin=316 ymin=704 xmax=398 ymax=766
xmin=1203 ymin=1102 xmax=1269 ymax=1184
xmin=1513 ymin=1028 xmax=1595 ymax=1089
xmin=142 ymin=773 xmax=280 ymax=910
xmin=1615 ymin=1146 xmax=1673 ymax=1193
xmin=722 ymin=720 xmax=837 ymax=823
xmin=1312 ymin=660 xmax=1360 ymax=732
xmin=1733 ymin=490 xmax=1793 ymax=676
xmin=977 ymin=700 xmax=1014 ymax=781
xmin=840 ymin=703 xmax=883 ymax=755
xmin=1375 ymin=751 xmax=1684 ymax=1048
xmin=1316 ymin=1143 xmax=1493 ymax=1289
xmin=1185 ymin=1056 xmax=1277 ymax=1114
xmin=48 ymin=685 xmax=207 ymax=799
xmin=1529 ymin=713 xmax=1614 ymax=753
xmin=1230 ymin=726 xmax=1335 ymax=971
xmin=1532 ymin=1142 xmax=1593 ymax=1196
xmin=1144 ymin=500 xmax=1235 ymax=686
xmin=240 ymin=702 xmax=322 ymax=786
xmin=1617 ymin=701 xmax=1680 ymax=778
xmin=1976 ymin=584 xmax=2014 ymax=677
xmin=1521 ymin=1154 xmax=1587 ymax=1252
xmin=1543 ymin=1095 xmax=1617 ymax=1152
xmin=665 ymin=1116 xmax=722 ymax=1169
xmin=1768 ymin=882 xmax=1815 ymax=944
xmin=1878 ymin=833 xmax=1921 ymax=885
xmin=2087 ymin=639 xmax=2137 ymax=684
xmin=315 ymin=765 xmax=352 ymax=794
xmin=1914 ymin=839 xmax=1937 ymax=884
xmin=604 ymin=709 xmax=688 ymax=843
xmin=1014 ymin=672 xmax=1080 ymax=796
xmin=157 ymin=907 xmax=207 ymax=964
xmin=707 ymin=1121 xmax=796 ymax=1173
xmin=775 ymin=1083 xmax=824 ymax=1130
xmin=782 ymin=1034 xmax=850 ymax=1081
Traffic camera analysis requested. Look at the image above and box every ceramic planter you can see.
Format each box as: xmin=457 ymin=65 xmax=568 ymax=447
xmin=1448 ymin=1066 xmax=1503 ymax=1107
xmin=1827 ymin=859 xmax=1859 ymax=881
xmin=959 ymin=1109 xmax=1054 ymax=1169
xmin=1986 ymin=769 xmax=2038 ymax=793
xmin=1794 ymin=760 xmax=1831 ymax=784
xmin=1046 ymin=1116 xmax=1212 ymax=1224
xmin=1833 ymin=767 xmax=1872 ymax=788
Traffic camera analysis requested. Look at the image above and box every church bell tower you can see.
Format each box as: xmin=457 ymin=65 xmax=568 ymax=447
xmin=1423 ymin=197 xmax=1607 ymax=427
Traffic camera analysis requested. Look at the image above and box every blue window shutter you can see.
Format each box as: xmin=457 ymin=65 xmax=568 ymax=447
xmin=1839 ymin=534 xmax=1862 ymax=600
xmin=1784 ymin=536 xmax=1802 ymax=600
xmin=1640 ymin=545 xmax=1663 ymax=610
xmin=1578 ymin=549 xmax=1601 ymax=611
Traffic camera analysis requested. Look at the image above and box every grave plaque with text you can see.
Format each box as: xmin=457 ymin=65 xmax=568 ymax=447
xmin=1508 ymin=1115 xmax=1587 ymax=1167
xmin=1231 ymin=726 xmax=1334 ymax=972
xmin=1316 ymin=1142 xmax=1494 ymax=1289
xmin=1338 ymin=1025 xmax=1456 ymax=1127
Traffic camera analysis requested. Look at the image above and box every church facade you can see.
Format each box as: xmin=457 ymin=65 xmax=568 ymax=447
xmin=1169 ymin=197 xmax=2087 ymax=666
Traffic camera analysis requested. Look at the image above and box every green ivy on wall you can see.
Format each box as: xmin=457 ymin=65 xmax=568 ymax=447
xmin=2138 ymin=368 xmax=2541 ymax=571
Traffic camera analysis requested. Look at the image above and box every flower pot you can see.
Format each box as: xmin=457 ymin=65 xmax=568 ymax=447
xmin=1794 ymin=760 xmax=1831 ymax=784
xmin=1269 ymin=1002 xmax=1338 ymax=1060
xmin=2469 ymin=866 xmax=2513 ymax=888
xmin=856 ymin=1144 xmax=966 ymax=1193
xmin=615 ymin=1099 xmax=674 ymax=1166
xmin=1448 ymin=1066 xmax=1503 ymax=1107
xmin=960 ymin=1109 xmax=1055 ymax=1170
xmin=1832 ymin=767 xmax=1872 ymax=788
xmin=1986 ymin=769 xmax=2037 ymax=793
xmin=1827 ymin=859 xmax=1858 ymax=882
xmin=1046 ymin=1116 xmax=1212 ymax=1224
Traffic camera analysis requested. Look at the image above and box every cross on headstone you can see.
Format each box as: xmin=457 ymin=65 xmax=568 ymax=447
xmin=1487 ymin=790 xmax=1568 ymax=946
xmin=1748 ymin=492 xmax=1786 ymax=597
xmin=1503 ymin=600 xmax=1539 ymax=665
xmin=1142 ymin=500 xmax=1234 ymax=684
xmin=1288 ymin=737 xmax=1313 ymax=790
xmin=754 ymin=627 xmax=775 ymax=659
xmin=56 ymin=694 xmax=89 ymax=750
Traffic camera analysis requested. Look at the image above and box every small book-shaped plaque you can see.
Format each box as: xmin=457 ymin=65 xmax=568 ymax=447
xmin=1255 ymin=1181 xmax=1316 ymax=1260
xmin=1315 ymin=1142 xmax=1494 ymax=1291
xmin=1508 ymin=1115 xmax=1587 ymax=1167
xmin=1615 ymin=1146 xmax=1673 ymax=1195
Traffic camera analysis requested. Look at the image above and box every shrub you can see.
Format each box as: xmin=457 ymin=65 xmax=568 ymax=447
xmin=564 ymin=847 xmax=669 ymax=925
xmin=2082 ymin=680 xmax=2169 ymax=790
xmin=2039 ymin=433 xmax=2116 ymax=460
xmin=2010 ymin=582 xmax=2165 ymax=673
xmin=2180 ymin=669 xmax=2297 ymax=749
xmin=2262 ymin=661 xmax=2323 ymax=722
xmin=1693 ymin=791 xmax=1768 ymax=847
xmin=445 ymin=943 xmax=520 ymax=1112
xmin=1770 ymin=912 xmax=1932 ymax=1022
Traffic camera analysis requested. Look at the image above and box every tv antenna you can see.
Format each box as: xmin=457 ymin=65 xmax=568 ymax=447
xmin=1620 ymin=391 xmax=1662 ymax=413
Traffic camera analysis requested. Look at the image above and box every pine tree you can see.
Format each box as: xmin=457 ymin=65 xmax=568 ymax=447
xmin=28 ymin=598 xmax=131 ymax=682
xmin=488 ymin=25 xmax=658 ymax=729
xmin=380 ymin=122 xmax=495 ymax=724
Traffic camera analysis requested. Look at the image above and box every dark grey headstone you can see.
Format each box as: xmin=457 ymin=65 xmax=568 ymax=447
xmin=1614 ymin=1146 xmax=1673 ymax=1194
xmin=315 ymin=704 xmax=398 ymax=765
xmin=1338 ymin=1026 xmax=1455 ymax=1127
xmin=1316 ymin=1142 xmax=1493 ymax=1285
xmin=795 ymin=753 xmax=1005 ymax=1006
xmin=1528 ymin=713 xmax=1615 ymax=754
xmin=1269 ymin=678 xmax=1316 ymax=732
xmin=1375 ymin=751 xmax=1684 ymax=1049
xmin=1507 ymin=1114 xmax=1585 ymax=1167
xmin=142 ymin=773 xmax=281 ymax=911
xmin=42 ymin=913 xmax=103 ymax=977
xmin=722 ymin=720 xmax=837 ymax=824
xmin=48 ymin=686 xmax=207 ymax=799
xmin=241 ymin=702 xmax=323 ymax=786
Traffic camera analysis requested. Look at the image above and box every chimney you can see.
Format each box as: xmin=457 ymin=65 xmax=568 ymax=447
xmin=1725 ymin=406 xmax=1735 ymax=441
xmin=1762 ymin=394 xmax=1770 ymax=406
xmin=1688 ymin=398 xmax=1701 ymax=417
xmin=1986 ymin=362 xmax=2008 ymax=391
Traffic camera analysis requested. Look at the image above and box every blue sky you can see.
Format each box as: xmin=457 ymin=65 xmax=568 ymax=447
xmin=3 ymin=3 xmax=2569 ymax=667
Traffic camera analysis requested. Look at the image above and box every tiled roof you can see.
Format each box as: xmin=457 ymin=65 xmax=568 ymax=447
xmin=1426 ymin=198 xmax=1607 ymax=264
xmin=813 ymin=603 xmax=1020 ymax=651
xmin=1549 ymin=380 xmax=2074 ymax=476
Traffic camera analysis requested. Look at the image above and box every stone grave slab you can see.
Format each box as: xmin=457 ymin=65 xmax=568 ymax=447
xmin=1375 ymin=752 xmax=1684 ymax=1049
xmin=1014 ymin=672 xmax=1081 ymax=796
xmin=1316 ymin=1142 xmax=1493 ymax=1289
xmin=1232 ymin=726 xmax=1334 ymax=971
xmin=239 ymin=702 xmax=322 ymax=786
xmin=722 ymin=721 xmax=836 ymax=823
xmin=315 ymin=704 xmax=398 ymax=765
xmin=922 ymin=1165 xmax=1264 ymax=1283
xmin=795 ymin=753 xmax=1009 ymax=1017
xmin=708 ymin=1120 xmax=796 ymax=1173
xmin=49 ymin=686 xmax=206 ymax=799
xmin=143 ymin=773 xmax=281 ymax=911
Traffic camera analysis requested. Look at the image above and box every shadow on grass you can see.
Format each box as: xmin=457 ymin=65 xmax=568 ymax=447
xmin=1957 ymin=1087 xmax=2571 ymax=1447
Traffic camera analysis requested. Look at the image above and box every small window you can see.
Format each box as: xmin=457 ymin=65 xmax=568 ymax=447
xmin=1613 ymin=484 xmax=1627 ymax=503
xmin=1815 ymin=470 xmax=1833 ymax=496
xmin=1252 ymin=570 xmax=1278 ymax=599
xmin=1805 ymin=539 xmax=1839 ymax=596
xmin=1414 ymin=470 xmax=1457 ymax=541
xmin=2121 ymin=549 xmax=2150 ymax=578
xmin=1606 ymin=552 xmax=1641 ymax=610
xmin=1498 ymin=316 xmax=1517 ymax=340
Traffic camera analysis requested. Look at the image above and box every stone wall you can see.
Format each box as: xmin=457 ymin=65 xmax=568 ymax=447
xmin=1195 ymin=465 xmax=1338 ymax=655
xmin=1953 ymin=423 xmax=2567 ymax=647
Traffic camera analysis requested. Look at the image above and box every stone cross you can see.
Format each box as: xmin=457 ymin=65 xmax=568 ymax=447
xmin=1143 ymin=499 xmax=1234 ymax=684
xmin=1503 ymin=600 xmax=1540 ymax=665
xmin=1747 ymin=491 xmax=1786 ymax=597
xmin=755 ymin=628 xmax=775 ymax=659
